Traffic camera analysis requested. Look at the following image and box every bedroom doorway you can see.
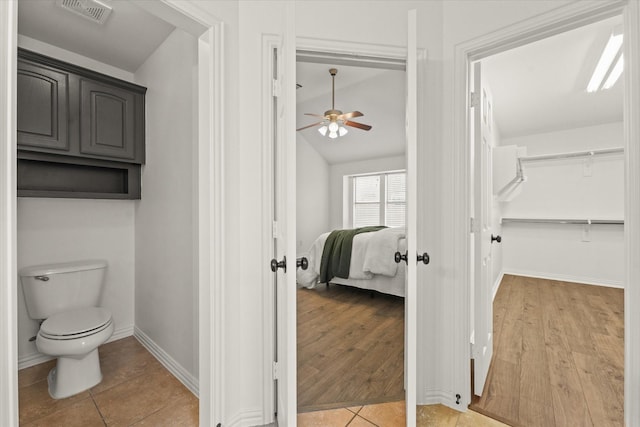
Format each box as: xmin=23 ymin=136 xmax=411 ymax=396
xmin=468 ymin=12 xmax=626 ymax=427
xmin=293 ymin=45 xmax=412 ymax=420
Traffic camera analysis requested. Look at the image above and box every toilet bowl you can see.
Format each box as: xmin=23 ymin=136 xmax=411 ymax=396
xmin=36 ymin=307 xmax=114 ymax=399
xmin=19 ymin=260 xmax=113 ymax=399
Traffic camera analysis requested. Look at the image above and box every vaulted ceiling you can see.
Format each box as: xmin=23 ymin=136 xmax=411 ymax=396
xmin=296 ymin=62 xmax=406 ymax=165
xmin=297 ymin=14 xmax=624 ymax=164
xmin=483 ymin=14 xmax=623 ymax=140
xmin=18 ymin=0 xmax=175 ymax=72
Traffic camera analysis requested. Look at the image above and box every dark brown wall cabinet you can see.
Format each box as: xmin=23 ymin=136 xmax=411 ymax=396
xmin=17 ymin=48 xmax=146 ymax=199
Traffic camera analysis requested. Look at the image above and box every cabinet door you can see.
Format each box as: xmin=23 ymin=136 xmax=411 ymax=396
xmin=17 ymin=61 xmax=69 ymax=151
xmin=79 ymin=79 xmax=137 ymax=161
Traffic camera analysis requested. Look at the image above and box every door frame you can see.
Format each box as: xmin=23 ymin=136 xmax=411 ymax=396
xmin=0 ymin=1 xmax=18 ymax=424
xmin=262 ymin=35 xmax=419 ymax=421
xmin=453 ymin=1 xmax=640 ymax=423
xmin=0 ymin=1 xmax=226 ymax=425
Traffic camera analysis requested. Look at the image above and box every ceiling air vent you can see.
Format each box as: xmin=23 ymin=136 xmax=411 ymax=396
xmin=56 ymin=0 xmax=112 ymax=25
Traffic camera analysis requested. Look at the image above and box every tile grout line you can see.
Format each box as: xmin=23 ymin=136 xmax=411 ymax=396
xmin=344 ymin=411 xmax=358 ymax=427
xmin=89 ymin=392 xmax=108 ymax=427
xmin=355 ymin=413 xmax=380 ymax=427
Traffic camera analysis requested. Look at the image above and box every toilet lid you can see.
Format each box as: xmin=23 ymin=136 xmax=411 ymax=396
xmin=40 ymin=307 xmax=112 ymax=338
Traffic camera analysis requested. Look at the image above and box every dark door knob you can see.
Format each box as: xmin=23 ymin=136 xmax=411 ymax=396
xmin=270 ymin=256 xmax=286 ymax=272
xmin=394 ymin=251 xmax=408 ymax=264
xmin=417 ymin=252 xmax=430 ymax=264
xmin=491 ymin=234 xmax=502 ymax=243
xmin=296 ymin=257 xmax=308 ymax=270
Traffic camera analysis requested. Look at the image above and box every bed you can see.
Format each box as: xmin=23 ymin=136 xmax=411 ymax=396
xmin=296 ymin=227 xmax=407 ymax=297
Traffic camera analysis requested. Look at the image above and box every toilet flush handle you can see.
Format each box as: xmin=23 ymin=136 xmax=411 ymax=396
xmin=34 ymin=275 xmax=49 ymax=281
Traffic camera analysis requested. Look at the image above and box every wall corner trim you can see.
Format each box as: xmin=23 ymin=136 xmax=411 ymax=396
xmin=134 ymin=326 xmax=199 ymax=397
xmin=492 ymin=271 xmax=504 ymax=301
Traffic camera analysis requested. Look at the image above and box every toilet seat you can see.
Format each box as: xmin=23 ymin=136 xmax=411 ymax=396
xmin=39 ymin=307 xmax=113 ymax=340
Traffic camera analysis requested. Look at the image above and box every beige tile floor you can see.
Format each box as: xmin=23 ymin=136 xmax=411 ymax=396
xmin=18 ymin=336 xmax=198 ymax=426
xmin=298 ymin=402 xmax=510 ymax=426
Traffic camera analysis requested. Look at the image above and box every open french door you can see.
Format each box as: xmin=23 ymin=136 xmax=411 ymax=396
xmin=271 ymin=3 xmax=297 ymax=425
xmin=272 ymin=7 xmax=418 ymax=425
xmin=471 ymin=61 xmax=495 ymax=396
xmin=405 ymin=9 xmax=418 ymax=427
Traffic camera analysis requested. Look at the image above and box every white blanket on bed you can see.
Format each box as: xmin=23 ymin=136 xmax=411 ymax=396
xmin=362 ymin=227 xmax=406 ymax=276
xmin=296 ymin=227 xmax=406 ymax=287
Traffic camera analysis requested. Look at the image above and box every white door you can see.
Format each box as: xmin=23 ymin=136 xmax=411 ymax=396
xmin=471 ymin=61 xmax=496 ymax=396
xmin=405 ymin=9 xmax=418 ymax=426
xmin=272 ymin=5 xmax=297 ymax=424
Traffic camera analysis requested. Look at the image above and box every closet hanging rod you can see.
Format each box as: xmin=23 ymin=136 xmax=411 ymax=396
xmin=501 ymin=217 xmax=624 ymax=225
xmin=519 ymin=147 xmax=624 ymax=163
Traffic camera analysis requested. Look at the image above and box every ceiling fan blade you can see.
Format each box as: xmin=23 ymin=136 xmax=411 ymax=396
xmin=304 ymin=113 xmax=327 ymax=119
xmin=339 ymin=111 xmax=363 ymax=120
xmin=296 ymin=121 xmax=325 ymax=131
xmin=344 ymin=120 xmax=372 ymax=131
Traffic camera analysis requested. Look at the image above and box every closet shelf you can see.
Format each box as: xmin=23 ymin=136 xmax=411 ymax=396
xmin=501 ymin=217 xmax=624 ymax=225
xmin=518 ymin=147 xmax=624 ymax=163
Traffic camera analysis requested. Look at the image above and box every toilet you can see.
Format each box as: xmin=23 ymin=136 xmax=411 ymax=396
xmin=19 ymin=260 xmax=114 ymax=399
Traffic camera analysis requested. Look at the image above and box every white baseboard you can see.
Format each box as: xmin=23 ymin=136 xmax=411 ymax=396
xmin=503 ymin=269 xmax=624 ymax=289
xmin=418 ymin=389 xmax=464 ymax=412
xmin=492 ymin=271 xmax=505 ymax=302
xmin=109 ymin=324 xmax=134 ymax=342
xmin=133 ymin=326 xmax=199 ymax=398
xmin=18 ymin=324 xmax=134 ymax=370
xmin=225 ymin=408 xmax=266 ymax=427
xmin=17 ymin=352 xmax=53 ymax=370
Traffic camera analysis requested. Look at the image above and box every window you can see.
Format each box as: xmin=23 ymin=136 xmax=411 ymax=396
xmin=349 ymin=171 xmax=406 ymax=228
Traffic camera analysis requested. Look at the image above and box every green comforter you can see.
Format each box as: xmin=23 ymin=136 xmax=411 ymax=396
xmin=319 ymin=226 xmax=387 ymax=283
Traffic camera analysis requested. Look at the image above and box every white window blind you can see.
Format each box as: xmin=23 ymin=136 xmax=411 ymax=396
xmin=385 ymin=172 xmax=406 ymax=227
xmin=350 ymin=171 xmax=406 ymax=228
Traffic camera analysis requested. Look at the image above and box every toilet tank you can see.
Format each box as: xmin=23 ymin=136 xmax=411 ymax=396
xmin=19 ymin=260 xmax=107 ymax=320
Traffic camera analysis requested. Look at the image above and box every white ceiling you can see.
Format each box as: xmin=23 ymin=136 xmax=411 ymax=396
xmin=296 ymin=62 xmax=406 ymax=165
xmin=483 ymin=15 xmax=623 ymax=140
xmin=18 ymin=0 xmax=175 ymax=73
xmin=298 ymin=15 xmax=624 ymax=165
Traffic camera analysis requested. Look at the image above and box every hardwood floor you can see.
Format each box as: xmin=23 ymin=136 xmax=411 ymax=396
xmin=471 ymin=275 xmax=624 ymax=427
xmin=297 ymin=284 xmax=405 ymax=413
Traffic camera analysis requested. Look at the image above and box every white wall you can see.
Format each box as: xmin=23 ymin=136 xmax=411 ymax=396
xmin=329 ymin=155 xmax=406 ymax=230
xmin=197 ymin=1 xmax=438 ymax=423
xmin=17 ymin=198 xmax=136 ymax=365
xmin=193 ymin=0 xmax=595 ymax=423
xmin=15 ymin=39 xmax=136 ymax=368
xmin=499 ymin=122 xmax=624 ymax=286
xmin=296 ymin=134 xmax=330 ymax=254
xmin=133 ymin=28 xmax=198 ymax=383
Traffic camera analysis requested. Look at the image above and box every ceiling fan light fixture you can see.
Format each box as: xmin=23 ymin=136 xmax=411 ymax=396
xmin=296 ymin=67 xmax=372 ymax=136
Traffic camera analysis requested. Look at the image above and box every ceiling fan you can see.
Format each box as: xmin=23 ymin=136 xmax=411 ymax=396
xmin=297 ymin=68 xmax=372 ymax=138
